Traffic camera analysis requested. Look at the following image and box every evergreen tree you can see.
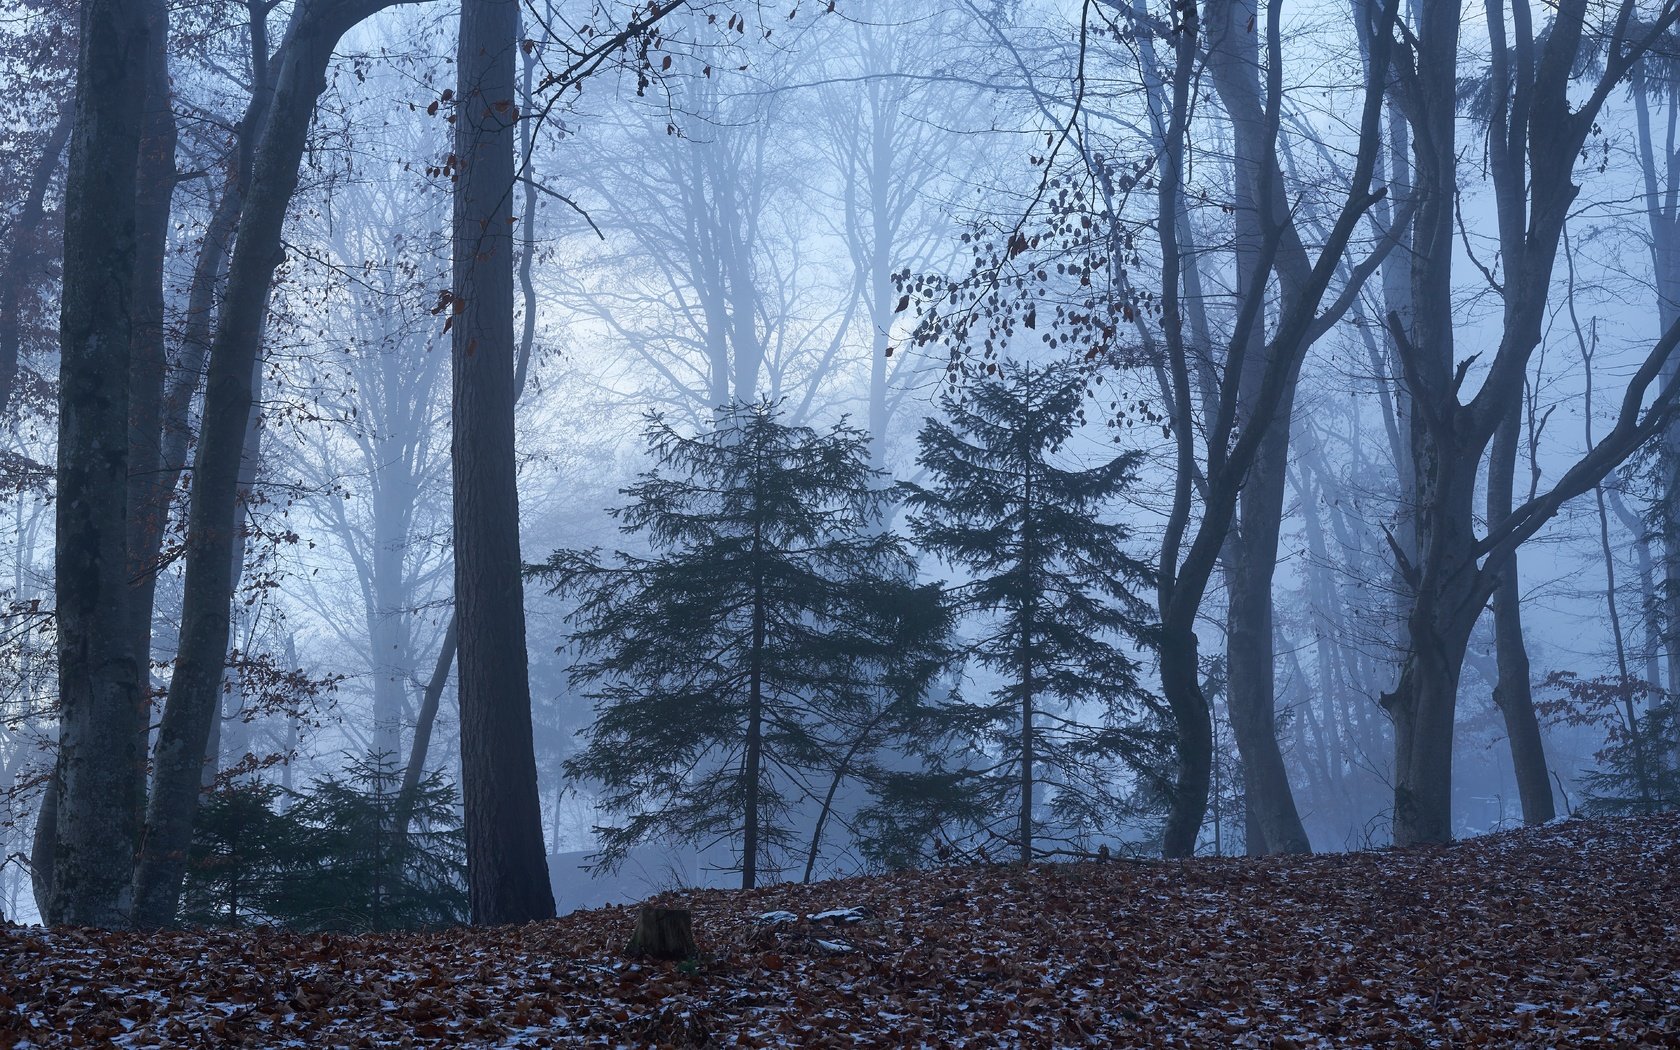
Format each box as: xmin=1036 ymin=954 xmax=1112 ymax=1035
xmin=899 ymin=360 xmax=1167 ymax=864
xmin=1582 ymin=700 xmax=1680 ymax=816
xmin=278 ymin=754 xmax=468 ymax=931
xmin=181 ymin=758 xmax=468 ymax=931
xmin=180 ymin=783 xmax=295 ymax=928
xmin=535 ymin=401 xmax=952 ymax=889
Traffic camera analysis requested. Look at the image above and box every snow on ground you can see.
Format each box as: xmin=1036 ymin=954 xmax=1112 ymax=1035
xmin=3 ymin=813 xmax=1678 ymax=1047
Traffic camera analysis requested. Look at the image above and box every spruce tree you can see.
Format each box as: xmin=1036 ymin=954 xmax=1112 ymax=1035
xmin=180 ymin=783 xmax=294 ymax=928
xmin=535 ymin=401 xmax=950 ymax=889
xmin=179 ymin=758 xmax=468 ymax=931
xmin=278 ymin=755 xmax=468 ymax=932
xmin=900 ymin=360 xmax=1166 ymax=863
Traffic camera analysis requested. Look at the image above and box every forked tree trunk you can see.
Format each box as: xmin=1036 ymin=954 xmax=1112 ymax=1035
xmin=452 ymin=0 xmax=555 ymax=925
xmin=125 ymin=0 xmax=179 ymax=823
xmin=49 ymin=0 xmax=153 ymax=928
xmin=132 ymin=0 xmax=417 ymax=928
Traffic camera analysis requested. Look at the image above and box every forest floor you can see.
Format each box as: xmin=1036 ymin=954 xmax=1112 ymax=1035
xmin=3 ymin=813 xmax=1678 ymax=1048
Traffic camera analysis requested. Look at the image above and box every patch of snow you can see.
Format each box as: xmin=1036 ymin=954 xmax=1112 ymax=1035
xmin=807 ymin=907 xmax=869 ymax=923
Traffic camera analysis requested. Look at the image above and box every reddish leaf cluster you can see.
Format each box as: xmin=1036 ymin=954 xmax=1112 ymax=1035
xmin=3 ymin=814 xmax=1677 ymax=1047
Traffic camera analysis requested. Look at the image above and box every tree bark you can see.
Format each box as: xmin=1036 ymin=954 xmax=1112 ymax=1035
xmin=452 ymin=0 xmax=555 ymax=925
xmin=124 ymin=0 xmax=180 ymax=826
xmin=131 ymin=0 xmax=416 ymax=928
xmin=49 ymin=0 xmax=153 ymax=927
xmin=1383 ymin=0 xmax=1680 ymax=845
xmin=0 ymin=100 xmax=73 ymax=419
xmin=626 ymin=906 xmax=697 ymax=960
xmin=1487 ymin=405 xmax=1554 ymax=824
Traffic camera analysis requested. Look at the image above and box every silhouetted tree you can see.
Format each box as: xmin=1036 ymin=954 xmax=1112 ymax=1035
xmin=540 ymin=402 xmax=947 ymax=889
xmin=900 ymin=360 xmax=1167 ymax=864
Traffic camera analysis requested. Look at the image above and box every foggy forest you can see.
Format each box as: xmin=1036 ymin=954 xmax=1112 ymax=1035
xmin=2 ymin=0 xmax=1679 ymax=1044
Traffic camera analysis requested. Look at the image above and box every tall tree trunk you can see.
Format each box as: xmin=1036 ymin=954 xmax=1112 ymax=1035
xmin=1632 ymin=67 xmax=1680 ymax=702
xmin=1383 ymin=0 xmax=1680 ymax=844
xmin=398 ymin=30 xmax=539 ymax=809
xmin=1205 ymin=0 xmax=1315 ymax=857
xmin=452 ymin=0 xmax=555 ymax=924
xmin=132 ymin=0 xmax=411 ymax=928
xmin=1487 ymin=404 xmax=1554 ymax=823
xmin=125 ymin=0 xmax=179 ymax=825
xmin=48 ymin=0 xmax=153 ymax=927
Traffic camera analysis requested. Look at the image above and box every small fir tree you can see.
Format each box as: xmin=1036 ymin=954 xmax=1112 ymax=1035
xmin=180 ymin=758 xmax=468 ymax=931
xmin=277 ymin=754 xmax=468 ymax=931
xmin=1582 ymin=701 xmax=1680 ymax=815
xmin=181 ymin=782 xmax=295 ymax=927
xmin=898 ymin=359 xmax=1168 ymax=864
xmin=535 ymin=401 xmax=953 ymax=889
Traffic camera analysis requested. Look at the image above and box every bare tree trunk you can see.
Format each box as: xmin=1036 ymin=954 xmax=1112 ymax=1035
xmin=1487 ymin=404 xmax=1553 ymax=823
xmin=396 ymin=617 xmax=457 ymax=832
xmin=125 ymin=0 xmax=180 ymax=824
xmin=452 ymin=0 xmax=554 ymax=924
xmin=398 ymin=19 xmax=541 ymax=837
xmin=48 ymin=0 xmax=153 ymax=927
xmin=132 ymin=0 xmax=415 ymax=928
xmin=1632 ymin=66 xmax=1680 ymax=702
xmin=1384 ymin=0 xmax=1680 ymax=845
xmin=0 ymin=100 xmax=73 ymax=419
xmin=1207 ymin=0 xmax=1310 ymax=857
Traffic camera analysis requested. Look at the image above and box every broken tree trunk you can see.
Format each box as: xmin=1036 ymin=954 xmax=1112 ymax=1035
xmin=626 ymin=906 xmax=698 ymax=960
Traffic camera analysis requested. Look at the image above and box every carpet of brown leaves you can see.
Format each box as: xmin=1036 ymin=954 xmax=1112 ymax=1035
xmin=4 ymin=813 xmax=1678 ymax=1047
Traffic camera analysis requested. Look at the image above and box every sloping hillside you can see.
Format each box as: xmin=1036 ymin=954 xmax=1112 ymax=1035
xmin=4 ymin=814 xmax=1678 ymax=1048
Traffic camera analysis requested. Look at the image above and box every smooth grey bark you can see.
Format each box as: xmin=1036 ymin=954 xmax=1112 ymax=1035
xmin=1486 ymin=404 xmax=1554 ymax=823
xmin=127 ymin=1 xmax=272 ymax=792
xmin=0 ymin=99 xmax=73 ymax=420
xmin=1151 ymin=0 xmax=1397 ymax=857
xmin=131 ymin=0 xmax=420 ymax=928
xmin=1205 ymin=0 xmax=1313 ymax=856
xmin=452 ymin=0 xmax=555 ymax=924
xmin=124 ymin=0 xmax=180 ymax=825
xmin=48 ymin=0 xmax=153 ymax=927
xmin=1384 ymin=0 xmax=1680 ymax=845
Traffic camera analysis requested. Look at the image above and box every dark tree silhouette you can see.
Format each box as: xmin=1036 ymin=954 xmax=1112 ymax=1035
xmin=450 ymin=0 xmax=555 ymax=925
xmin=541 ymin=402 xmax=946 ymax=889
xmin=47 ymin=0 xmax=154 ymax=928
xmin=901 ymin=360 xmax=1166 ymax=864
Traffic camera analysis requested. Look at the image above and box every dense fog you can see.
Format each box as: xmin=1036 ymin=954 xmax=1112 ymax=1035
xmin=5 ymin=0 xmax=1680 ymax=929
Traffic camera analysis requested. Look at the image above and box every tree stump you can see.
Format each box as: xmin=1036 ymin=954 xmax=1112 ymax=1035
xmin=626 ymin=905 xmax=698 ymax=960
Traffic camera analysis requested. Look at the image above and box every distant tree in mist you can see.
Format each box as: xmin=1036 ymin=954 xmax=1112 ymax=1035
xmin=537 ymin=402 xmax=951 ymax=889
xmin=900 ymin=360 xmax=1169 ymax=865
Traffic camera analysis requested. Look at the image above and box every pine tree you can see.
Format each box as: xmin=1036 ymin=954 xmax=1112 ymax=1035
xmin=180 ymin=783 xmax=294 ymax=928
xmin=899 ymin=359 xmax=1167 ymax=864
xmin=179 ymin=758 xmax=468 ymax=931
xmin=535 ymin=401 xmax=951 ymax=889
xmin=278 ymin=754 xmax=468 ymax=932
